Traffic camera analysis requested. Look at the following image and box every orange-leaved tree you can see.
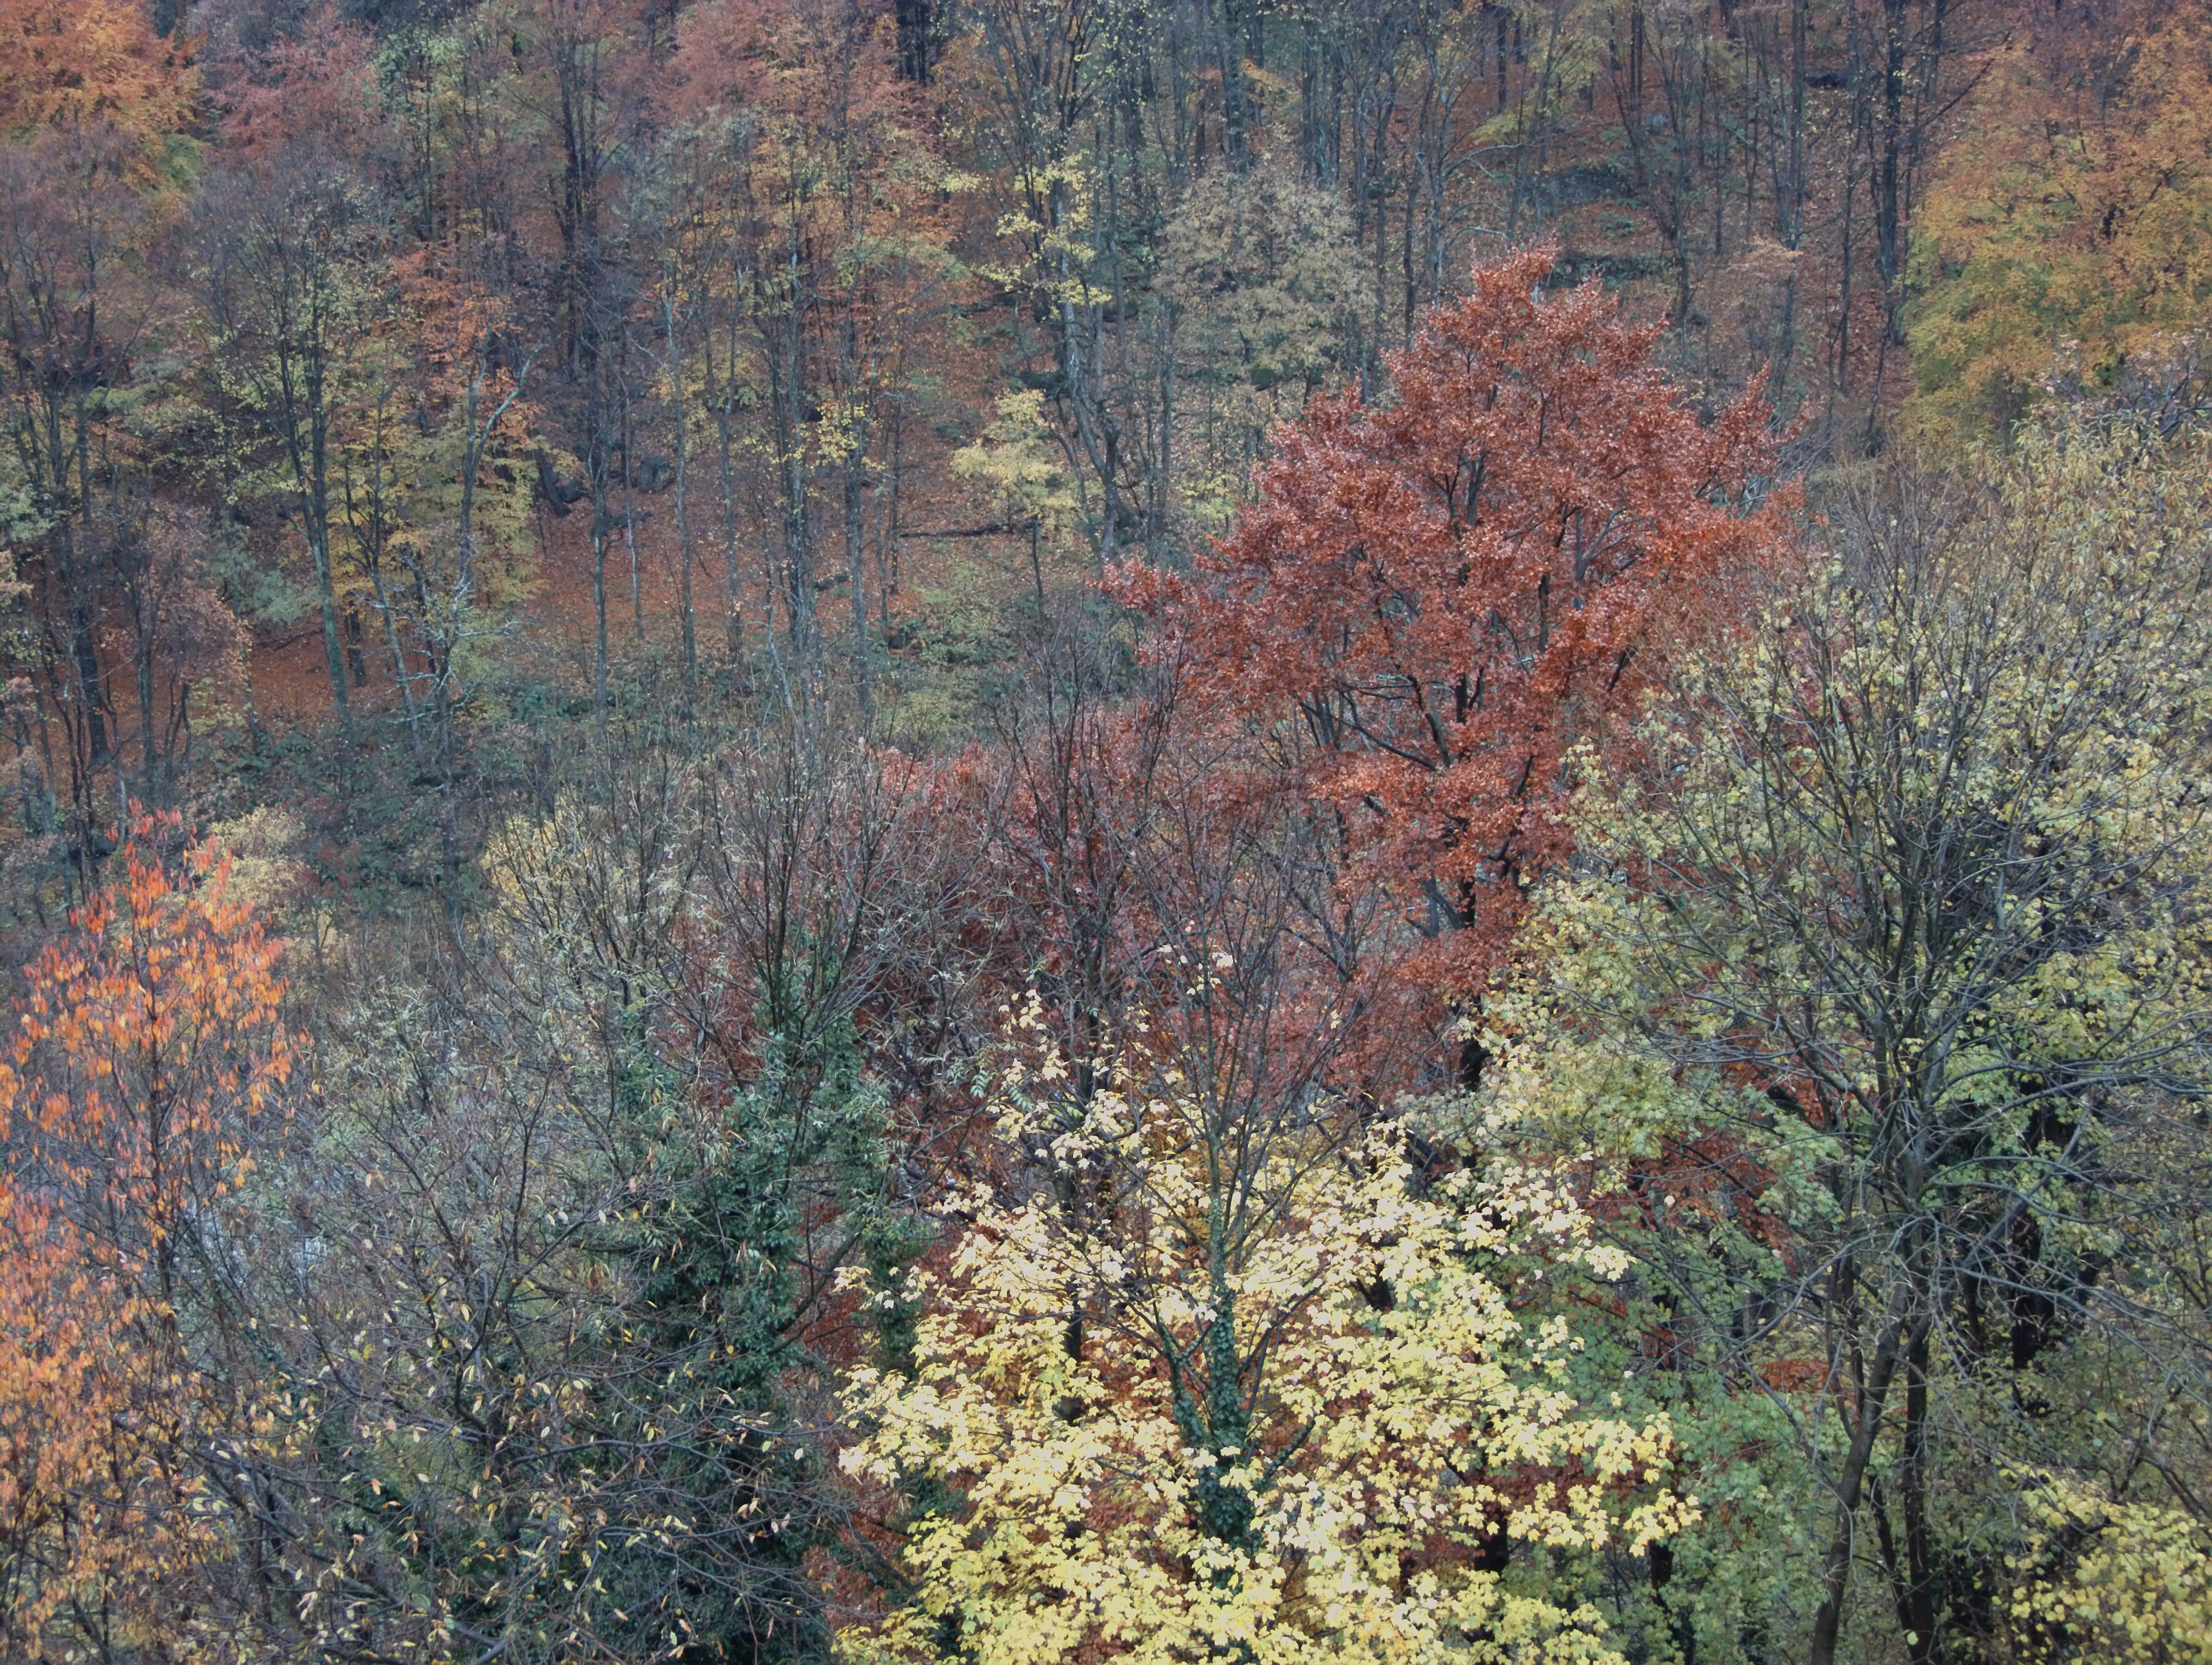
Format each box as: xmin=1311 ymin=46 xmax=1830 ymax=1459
xmin=1904 ymin=0 xmax=2212 ymax=438
xmin=0 ymin=0 xmax=197 ymax=155
xmin=1117 ymin=245 xmax=1786 ymax=1022
xmin=0 ymin=814 xmax=293 ymax=1659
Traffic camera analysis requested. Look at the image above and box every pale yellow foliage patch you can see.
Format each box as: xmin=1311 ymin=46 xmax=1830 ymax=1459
xmin=2007 ymin=1473 xmax=2212 ymax=1665
xmin=839 ymin=1012 xmax=1692 ymax=1665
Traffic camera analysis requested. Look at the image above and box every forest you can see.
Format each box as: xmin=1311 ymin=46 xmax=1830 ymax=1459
xmin=5 ymin=0 xmax=2212 ymax=1659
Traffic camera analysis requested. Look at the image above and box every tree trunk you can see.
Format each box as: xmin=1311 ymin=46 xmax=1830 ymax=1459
xmin=1896 ymin=1329 xmax=1940 ymax=1665
xmin=846 ymin=446 xmax=870 ymax=725
xmin=705 ymin=331 xmax=746 ymax=664
xmin=666 ymin=291 xmax=699 ymax=696
xmin=1807 ymin=1309 xmax=1922 ymax=1665
xmin=591 ymin=455 xmax=612 ymax=733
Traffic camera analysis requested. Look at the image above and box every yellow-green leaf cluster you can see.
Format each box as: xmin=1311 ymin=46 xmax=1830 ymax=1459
xmin=839 ymin=1016 xmax=1692 ymax=1665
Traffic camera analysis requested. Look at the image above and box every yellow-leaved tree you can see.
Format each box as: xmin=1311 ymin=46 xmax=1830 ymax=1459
xmin=838 ymin=999 xmax=1694 ymax=1665
xmin=953 ymin=389 xmax=1082 ymax=610
xmin=1489 ymin=416 xmax=2212 ymax=1665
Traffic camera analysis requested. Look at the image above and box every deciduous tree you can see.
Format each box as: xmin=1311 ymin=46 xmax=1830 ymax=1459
xmin=0 ymin=0 xmax=197 ymax=160
xmin=1905 ymin=0 xmax=2212 ymax=438
xmin=1501 ymin=419 xmax=2212 ymax=1665
xmin=0 ymin=813 xmax=292 ymax=1660
xmin=1121 ymin=245 xmax=1783 ymax=1012
xmin=841 ymin=1011 xmax=1695 ymax=1665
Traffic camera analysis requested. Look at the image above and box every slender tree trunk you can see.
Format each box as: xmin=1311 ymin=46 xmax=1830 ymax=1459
xmin=846 ymin=450 xmax=870 ymax=725
xmin=364 ymin=550 xmax=419 ymax=748
xmin=1875 ymin=0 xmax=1908 ymax=337
xmin=1771 ymin=0 xmax=1809 ymax=394
xmin=1895 ymin=1330 xmax=1940 ymax=1665
xmin=298 ymin=304 xmax=354 ymax=742
xmin=134 ymin=620 xmax=156 ymax=798
xmin=783 ymin=442 xmax=813 ymax=668
xmin=665 ymin=292 xmax=699 ymax=696
xmin=1150 ymin=299 xmax=1176 ymax=566
xmin=1807 ymin=1305 xmax=1922 ymax=1665
xmin=591 ymin=454 xmax=612 ymax=732
xmin=306 ymin=517 xmax=353 ymax=742
xmin=285 ymin=339 xmax=354 ymax=744
xmin=765 ymin=299 xmax=815 ymax=672
xmin=705 ymin=331 xmax=746 ymax=664
xmin=881 ymin=406 xmax=901 ymax=627
xmin=68 ymin=595 xmax=109 ymax=767
xmin=56 ymin=424 xmax=110 ymax=767
xmin=1831 ymin=17 xmax=1868 ymax=445
xmin=621 ymin=394 xmax=644 ymax=642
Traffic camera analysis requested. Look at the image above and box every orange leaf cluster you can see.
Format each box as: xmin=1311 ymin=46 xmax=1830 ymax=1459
xmin=11 ymin=816 xmax=293 ymax=1268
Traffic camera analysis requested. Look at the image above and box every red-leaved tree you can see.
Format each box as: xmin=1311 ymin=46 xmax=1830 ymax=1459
xmin=1118 ymin=245 xmax=1788 ymax=1027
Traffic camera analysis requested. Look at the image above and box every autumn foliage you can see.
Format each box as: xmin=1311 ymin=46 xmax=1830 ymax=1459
xmin=1121 ymin=246 xmax=1786 ymax=995
xmin=0 ymin=0 xmax=196 ymax=148
xmin=0 ymin=816 xmax=291 ymax=1659
xmin=1907 ymin=0 xmax=2212 ymax=434
xmin=4 ymin=0 xmax=2212 ymax=1656
xmin=843 ymin=1010 xmax=1692 ymax=1665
